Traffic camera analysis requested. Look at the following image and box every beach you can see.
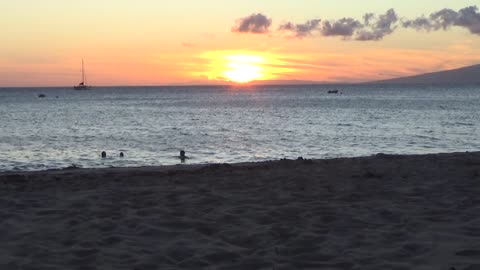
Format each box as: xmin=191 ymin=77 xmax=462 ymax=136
xmin=1 ymin=152 xmax=480 ymax=270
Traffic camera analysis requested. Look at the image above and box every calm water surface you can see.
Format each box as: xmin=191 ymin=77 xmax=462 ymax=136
xmin=0 ymin=84 xmax=479 ymax=171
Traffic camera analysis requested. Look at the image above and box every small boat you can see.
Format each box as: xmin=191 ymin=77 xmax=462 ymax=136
xmin=73 ymin=59 xmax=92 ymax=90
xmin=328 ymin=89 xmax=339 ymax=94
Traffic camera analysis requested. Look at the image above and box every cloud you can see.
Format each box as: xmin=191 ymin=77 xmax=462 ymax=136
xmin=363 ymin=13 xmax=375 ymax=26
xmin=403 ymin=6 xmax=480 ymax=35
xmin=232 ymin=13 xmax=272 ymax=34
xmin=278 ymin=10 xmax=396 ymax=41
xmin=279 ymin=19 xmax=322 ymax=38
xmin=456 ymin=6 xmax=480 ymax=34
xmin=233 ymin=6 xmax=480 ymax=41
xmin=430 ymin=9 xmax=459 ymax=30
xmin=402 ymin=16 xmax=434 ymax=31
xmin=322 ymin=18 xmax=362 ymax=37
xmin=274 ymin=9 xmax=399 ymax=41
xmin=356 ymin=9 xmax=398 ymax=40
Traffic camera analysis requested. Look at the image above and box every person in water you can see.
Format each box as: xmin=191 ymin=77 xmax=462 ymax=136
xmin=179 ymin=150 xmax=187 ymax=162
xmin=101 ymin=151 xmax=107 ymax=158
xmin=120 ymin=152 xmax=124 ymax=157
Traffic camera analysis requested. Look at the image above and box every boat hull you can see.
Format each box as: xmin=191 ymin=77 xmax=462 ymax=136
xmin=73 ymin=85 xmax=92 ymax=90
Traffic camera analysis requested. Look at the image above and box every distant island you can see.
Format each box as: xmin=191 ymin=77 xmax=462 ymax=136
xmin=368 ymin=64 xmax=480 ymax=84
xmin=170 ymin=64 xmax=480 ymax=86
xmin=245 ymin=79 xmax=322 ymax=85
xmin=171 ymin=79 xmax=324 ymax=86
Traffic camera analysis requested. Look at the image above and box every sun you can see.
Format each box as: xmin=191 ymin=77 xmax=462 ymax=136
xmin=198 ymin=50 xmax=297 ymax=84
xmin=223 ymin=55 xmax=265 ymax=83
xmin=224 ymin=62 xmax=263 ymax=83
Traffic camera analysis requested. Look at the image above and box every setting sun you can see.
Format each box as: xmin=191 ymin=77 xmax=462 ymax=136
xmin=223 ymin=55 xmax=265 ymax=83
xmin=198 ymin=51 xmax=297 ymax=84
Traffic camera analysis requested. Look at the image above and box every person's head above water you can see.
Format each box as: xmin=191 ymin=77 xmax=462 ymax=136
xmin=101 ymin=151 xmax=107 ymax=158
xmin=120 ymin=152 xmax=124 ymax=157
xmin=180 ymin=150 xmax=186 ymax=158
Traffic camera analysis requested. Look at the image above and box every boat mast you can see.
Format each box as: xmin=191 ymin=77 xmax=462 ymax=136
xmin=82 ymin=58 xmax=85 ymax=84
xmin=84 ymin=59 xmax=88 ymax=85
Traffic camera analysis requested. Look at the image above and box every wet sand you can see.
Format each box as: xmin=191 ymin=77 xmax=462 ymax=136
xmin=1 ymin=152 xmax=480 ymax=270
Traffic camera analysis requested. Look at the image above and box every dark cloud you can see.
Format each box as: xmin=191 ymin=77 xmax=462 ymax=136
xmin=278 ymin=19 xmax=322 ymax=38
xmin=276 ymin=11 xmax=397 ymax=40
xmin=233 ymin=5 xmax=480 ymax=40
xmin=232 ymin=13 xmax=272 ymax=34
xmin=322 ymin=18 xmax=362 ymax=37
xmin=363 ymin=13 xmax=375 ymax=26
xmin=278 ymin=11 xmax=396 ymax=40
xmin=403 ymin=6 xmax=480 ymax=34
xmin=402 ymin=16 xmax=433 ymax=31
xmin=356 ymin=9 xmax=398 ymax=41
xmin=454 ymin=6 xmax=480 ymax=34
xmin=278 ymin=22 xmax=295 ymax=31
xmin=431 ymin=9 xmax=459 ymax=30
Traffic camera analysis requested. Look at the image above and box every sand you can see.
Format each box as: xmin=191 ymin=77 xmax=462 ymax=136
xmin=0 ymin=152 xmax=480 ymax=270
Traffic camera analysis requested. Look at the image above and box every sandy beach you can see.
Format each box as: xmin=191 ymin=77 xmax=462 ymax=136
xmin=1 ymin=152 xmax=480 ymax=270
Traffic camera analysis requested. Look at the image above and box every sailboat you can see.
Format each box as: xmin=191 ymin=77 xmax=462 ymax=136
xmin=73 ymin=59 xmax=92 ymax=90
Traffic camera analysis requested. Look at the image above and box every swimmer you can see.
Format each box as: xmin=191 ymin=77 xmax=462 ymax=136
xmin=179 ymin=150 xmax=187 ymax=162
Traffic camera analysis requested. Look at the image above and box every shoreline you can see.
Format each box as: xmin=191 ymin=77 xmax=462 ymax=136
xmin=1 ymin=150 xmax=479 ymax=177
xmin=1 ymin=151 xmax=479 ymax=269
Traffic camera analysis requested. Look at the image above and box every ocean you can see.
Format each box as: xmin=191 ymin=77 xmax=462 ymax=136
xmin=0 ymin=84 xmax=479 ymax=171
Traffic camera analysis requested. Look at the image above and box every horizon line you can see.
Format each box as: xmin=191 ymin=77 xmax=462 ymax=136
xmin=0 ymin=81 xmax=359 ymax=88
xmin=3 ymin=82 xmax=479 ymax=88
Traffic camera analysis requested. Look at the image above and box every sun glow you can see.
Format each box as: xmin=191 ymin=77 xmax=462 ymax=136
xmin=223 ymin=55 xmax=265 ymax=83
xmin=198 ymin=51 xmax=296 ymax=84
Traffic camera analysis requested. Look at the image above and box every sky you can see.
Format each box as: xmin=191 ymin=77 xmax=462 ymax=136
xmin=1 ymin=0 xmax=480 ymax=86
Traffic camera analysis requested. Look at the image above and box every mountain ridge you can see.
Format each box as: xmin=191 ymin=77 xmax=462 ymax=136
xmin=367 ymin=64 xmax=480 ymax=84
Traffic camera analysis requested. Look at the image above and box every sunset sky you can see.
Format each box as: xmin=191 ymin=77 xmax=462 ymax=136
xmin=1 ymin=0 xmax=480 ymax=86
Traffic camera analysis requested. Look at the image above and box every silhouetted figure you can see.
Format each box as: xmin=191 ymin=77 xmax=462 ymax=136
xmin=101 ymin=151 xmax=107 ymax=158
xmin=120 ymin=152 xmax=124 ymax=158
xmin=179 ymin=150 xmax=187 ymax=162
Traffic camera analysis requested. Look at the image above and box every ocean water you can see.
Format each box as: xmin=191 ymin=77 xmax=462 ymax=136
xmin=0 ymin=84 xmax=479 ymax=171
